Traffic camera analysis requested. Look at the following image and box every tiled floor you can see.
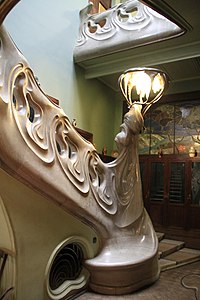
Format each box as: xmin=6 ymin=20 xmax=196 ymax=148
xmin=77 ymin=261 xmax=200 ymax=299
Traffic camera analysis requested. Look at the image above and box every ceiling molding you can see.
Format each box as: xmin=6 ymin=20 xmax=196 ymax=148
xmin=83 ymin=40 xmax=200 ymax=79
xmin=141 ymin=0 xmax=192 ymax=32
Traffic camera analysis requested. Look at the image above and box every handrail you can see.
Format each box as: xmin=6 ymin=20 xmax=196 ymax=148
xmin=0 ymin=0 xmax=19 ymax=25
xmin=0 ymin=0 xmax=145 ymax=236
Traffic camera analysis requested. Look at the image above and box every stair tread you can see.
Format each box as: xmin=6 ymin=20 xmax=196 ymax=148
xmin=156 ymin=232 xmax=165 ymax=242
xmin=180 ymin=248 xmax=200 ymax=254
xmin=160 ymin=239 xmax=185 ymax=245
xmin=158 ymin=239 xmax=185 ymax=257
xmin=159 ymin=258 xmax=177 ymax=271
xmin=158 ymin=237 xmax=200 ymax=272
xmin=164 ymin=248 xmax=200 ymax=264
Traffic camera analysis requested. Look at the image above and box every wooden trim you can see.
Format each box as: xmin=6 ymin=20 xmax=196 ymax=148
xmin=158 ymin=90 xmax=200 ymax=106
xmin=100 ymin=0 xmax=112 ymax=10
xmin=46 ymin=95 xmax=60 ymax=106
xmin=75 ymin=127 xmax=93 ymax=143
xmin=89 ymin=0 xmax=112 ymax=14
xmin=154 ymin=226 xmax=200 ymax=249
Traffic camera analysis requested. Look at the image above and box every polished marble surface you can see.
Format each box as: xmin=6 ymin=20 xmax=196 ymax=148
xmin=77 ymin=261 xmax=200 ymax=300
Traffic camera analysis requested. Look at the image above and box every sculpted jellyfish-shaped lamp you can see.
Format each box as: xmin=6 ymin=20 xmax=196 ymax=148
xmin=119 ymin=67 xmax=169 ymax=115
xmin=84 ymin=68 xmax=169 ymax=296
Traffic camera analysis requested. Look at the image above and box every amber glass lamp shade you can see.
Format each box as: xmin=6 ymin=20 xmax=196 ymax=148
xmin=119 ymin=67 xmax=169 ymax=115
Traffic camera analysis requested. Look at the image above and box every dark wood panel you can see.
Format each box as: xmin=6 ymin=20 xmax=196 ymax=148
xmin=76 ymin=127 xmax=93 ymax=143
xmin=140 ymin=154 xmax=200 ymax=248
xmin=89 ymin=0 xmax=111 ymax=14
xmin=189 ymin=206 xmax=200 ymax=229
xmin=167 ymin=205 xmax=186 ymax=228
xmin=154 ymin=225 xmax=200 ymax=249
xmin=149 ymin=203 xmax=164 ymax=226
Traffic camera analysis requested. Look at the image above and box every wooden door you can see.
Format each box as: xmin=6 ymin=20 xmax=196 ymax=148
xmin=189 ymin=161 xmax=200 ymax=229
xmin=140 ymin=155 xmax=200 ymax=230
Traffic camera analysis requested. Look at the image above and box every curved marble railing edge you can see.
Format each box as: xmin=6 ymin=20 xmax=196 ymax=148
xmin=74 ymin=0 xmax=184 ymax=62
xmin=0 ymin=24 xmax=113 ymax=237
xmin=0 ymin=0 xmax=113 ymax=237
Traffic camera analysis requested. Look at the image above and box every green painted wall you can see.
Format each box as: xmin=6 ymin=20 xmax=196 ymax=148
xmin=0 ymin=168 xmax=99 ymax=300
xmin=4 ymin=0 xmax=122 ymax=155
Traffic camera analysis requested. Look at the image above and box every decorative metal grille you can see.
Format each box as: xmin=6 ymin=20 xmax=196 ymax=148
xmin=49 ymin=243 xmax=84 ymax=290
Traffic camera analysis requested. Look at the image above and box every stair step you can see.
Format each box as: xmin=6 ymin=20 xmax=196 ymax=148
xmin=156 ymin=232 xmax=165 ymax=242
xmin=164 ymin=248 xmax=200 ymax=265
xmin=158 ymin=239 xmax=185 ymax=258
xmin=159 ymin=258 xmax=177 ymax=271
xmin=157 ymin=235 xmax=200 ymax=272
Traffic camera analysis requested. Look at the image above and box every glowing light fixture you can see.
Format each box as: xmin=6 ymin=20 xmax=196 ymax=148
xmin=119 ymin=67 xmax=169 ymax=115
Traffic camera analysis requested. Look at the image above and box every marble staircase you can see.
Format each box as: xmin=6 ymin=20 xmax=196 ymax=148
xmin=157 ymin=232 xmax=200 ymax=271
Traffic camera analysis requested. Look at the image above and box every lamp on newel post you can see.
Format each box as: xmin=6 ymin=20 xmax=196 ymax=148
xmin=119 ymin=67 xmax=169 ymax=116
xmin=114 ymin=67 xmax=169 ymax=228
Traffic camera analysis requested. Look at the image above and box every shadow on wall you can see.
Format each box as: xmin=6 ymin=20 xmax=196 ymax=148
xmin=73 ymin=64 xmax=121 ymax=154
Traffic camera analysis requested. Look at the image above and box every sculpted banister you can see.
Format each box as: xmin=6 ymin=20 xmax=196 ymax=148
xmin=0 ymin=0 xmax=166 ymax=297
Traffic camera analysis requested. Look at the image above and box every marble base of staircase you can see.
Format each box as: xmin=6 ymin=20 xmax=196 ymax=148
xmin=84 ymin=236 xmax=159 ymax=295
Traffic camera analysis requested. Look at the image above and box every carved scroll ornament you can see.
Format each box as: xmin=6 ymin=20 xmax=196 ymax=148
xmin=74 ymin=0 xmax=184 ymax=61
xmin=0 ymin=24 xmax=121 ymax=219
xmin=0 ymin=19 xmax=146 ymax=228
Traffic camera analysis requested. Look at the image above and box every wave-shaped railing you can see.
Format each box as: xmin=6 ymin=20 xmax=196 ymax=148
xmin=0 ymin=0 xmax=159 ymax=297
xmin=74 ymin=0 xmax=184 ymax=62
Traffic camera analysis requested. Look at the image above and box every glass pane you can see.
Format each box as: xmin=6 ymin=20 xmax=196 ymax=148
xmin=150 ymin=104 xmax=174 ymax=155
xmin=191 ymin=162 xmax=200 ymax=205
xmin=169 ymin=162 xmax=185 ymax=203
xmin=175 ymin=105 xmax=200 ymax=155
xmin=150 ymin=162 xmax=164 ymax=201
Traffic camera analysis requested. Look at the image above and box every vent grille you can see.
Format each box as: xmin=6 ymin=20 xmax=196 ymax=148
xmin=49 ymin=243 xmax=84 ymax=290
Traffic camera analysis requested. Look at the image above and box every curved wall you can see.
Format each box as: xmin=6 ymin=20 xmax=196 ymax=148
xmin=0 ymin=168 xmax=99 ymax=300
